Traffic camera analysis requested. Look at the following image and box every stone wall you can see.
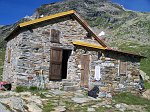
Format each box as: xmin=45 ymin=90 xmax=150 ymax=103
xmin=73 ymin=46 xmax=141 ymax=97
xmin=3 ymin=16 xmax=141 ymax=95
xmin=3 ymin=17 xmax=99 ymax=87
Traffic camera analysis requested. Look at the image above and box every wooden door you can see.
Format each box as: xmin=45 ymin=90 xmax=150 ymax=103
xmin=81 ymin=55 xmax=90 ymax=87
xmin=49 ymin=48 xmax=62 ymax=80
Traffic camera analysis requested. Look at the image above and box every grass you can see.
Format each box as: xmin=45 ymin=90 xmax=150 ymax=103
xmin=42 ymin=101 xmax=55 ymax=112
xmin=113 ymin=92 xmax=150 ymax=111
xmin=15 ymin=86 xmax=29 ymax=92
xmin=144 ymin=81 xmax=150 ymax=89
xmin=15 ymin=86 xmax=45 ymax=93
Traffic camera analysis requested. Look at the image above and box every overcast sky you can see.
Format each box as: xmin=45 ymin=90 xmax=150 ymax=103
xmin=1 ymin=0 xmax=150 ymax=25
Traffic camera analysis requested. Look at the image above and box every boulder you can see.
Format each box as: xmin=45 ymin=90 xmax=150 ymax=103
xmin=0 ymin=103 xmax=11 ymax=112
xmin=27 ymin=102 xmax=42 ymax=112
xmin=0 ymin=91 xmax=16 ymax=98
xmin=140 ymin=70 xmax=149 ymax=81
xmin=0 ymin=96 xmax=26 ymax=112
xmin=142 ymin=89 xmax=150 ymax=100
xmin=115 ymin=103 xmax=128 ymax=112
xmin=87 ymin=107 xmax=95 ymax=112
xmin=71 ymin=97 xmax=90 ymax=104
xmin=53 ymin=106 xmax=66 ymax=112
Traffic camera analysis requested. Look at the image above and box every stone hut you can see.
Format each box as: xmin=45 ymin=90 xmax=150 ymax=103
xmin=3 ymin=10 xmax=145 ymax=94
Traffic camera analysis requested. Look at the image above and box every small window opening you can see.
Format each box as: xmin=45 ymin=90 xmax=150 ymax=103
xmin=84 ymin=32 xmax=92 ymax=39
xmin=51 ymin=29 xmax=60 ymax=43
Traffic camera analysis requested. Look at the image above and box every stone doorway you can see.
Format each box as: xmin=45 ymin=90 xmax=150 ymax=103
xmin=49 ymin=48 xmax=71 ymax=80
xmin=61 ymin=49 xmax=72 ymax=79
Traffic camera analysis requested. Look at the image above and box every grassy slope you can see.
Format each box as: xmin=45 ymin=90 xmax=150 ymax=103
xmin=113 ymin=92 xmax=150 ymax=111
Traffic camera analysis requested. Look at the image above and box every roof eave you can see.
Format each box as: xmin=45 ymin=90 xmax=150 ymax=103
xmin=73 ymin=12 xmax=107 ymax=48
xmin=106 ymin=48 xmax=146 ymax=59
xmin=4 ymin=25 xmax=21 ymax=41
xmin=4 ymin=10 xmax=108 ymax=48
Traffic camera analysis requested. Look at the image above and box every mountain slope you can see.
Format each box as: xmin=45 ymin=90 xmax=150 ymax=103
xmin=0 ymin=0 xmax=150 ymax=79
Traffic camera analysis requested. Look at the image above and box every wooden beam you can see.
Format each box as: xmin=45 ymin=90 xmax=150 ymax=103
xmin=19 ymin=10 xmax=75 ymax=27
xmin=72 ymin=41 xmax=106 ymax=50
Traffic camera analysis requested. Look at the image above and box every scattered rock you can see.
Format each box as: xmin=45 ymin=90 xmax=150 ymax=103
xmin=20 ymin=92 xmax=32 ymax=97
xmin=142 ymin=89 xmax=150 ymax=100
xmin=71 ymin=97 xmax=90 ymax=104
xmin=74 ymin=92 xmax=85 ymax=97
xmin=87 ymin=107 xmax=95 ymax=112
xmin=0 ymin=103 xmax=11 ymax=112
xmin=140 ymin=70 xmax=149 ymax=81
xmin=0 ymin=96 xmax=26 ymax=112
xmin=127 ymin=105 xmax=146 ymax=112
xmin=0 ymin=91 xmax=16 ymax=98
xmin=49 ymin=90 xmax=68 ymax=96
xmin=30 ymin=96 xmax=42 ymax=106
xmin=27 ymin=102 xmax=42 ymax=112
xmin=115 ymin=103 xmax=127 ymax=112
xmin=53 ymin=106 xmax=66 ymax=112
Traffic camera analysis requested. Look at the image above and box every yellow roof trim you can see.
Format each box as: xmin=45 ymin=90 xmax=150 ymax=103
xmin=72 ymin=41 xmax=106 ymax=50
xmin=19 ymin=10 xmax=75 ymax=27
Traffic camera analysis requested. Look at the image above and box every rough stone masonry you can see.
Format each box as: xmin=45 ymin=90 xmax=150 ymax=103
xmin=2 ymin=11 xmax=143 ymax=97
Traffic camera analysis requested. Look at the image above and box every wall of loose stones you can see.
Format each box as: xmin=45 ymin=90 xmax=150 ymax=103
xmin=70 ymin=46 xmax=141 ymax=97
xmin=3 ymin=17 xmax=100 ymax=88
xmin=3 ymin=16 xmax=141 ymax=93
xmin=75 ymin=47 xmax=140 ymax=91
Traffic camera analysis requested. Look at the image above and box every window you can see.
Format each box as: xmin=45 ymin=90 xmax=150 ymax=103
xmin=51 ymin=29 xmax=60 ymax=43
xmin=7 ymin=48 xmax=11 ymax=63
xmin=84 ymin=32 xmax=92 ymax=39
xmin=119 ymin=61 xmax=127 ymax=75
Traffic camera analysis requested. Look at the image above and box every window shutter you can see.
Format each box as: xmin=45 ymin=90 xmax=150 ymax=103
xmin=119 ymin=61 xmax=127 ymax=75
xmin=51 ymin=29 xmax=60 ymax=43
xmin=8 ymin=49 xmax=11 ymax=63
xmin=49 ymin=48 xmax=62 ymax=80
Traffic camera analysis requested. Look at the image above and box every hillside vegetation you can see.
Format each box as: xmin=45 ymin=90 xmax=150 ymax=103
xmin=0 ymin=0 xmax=150 ymax=78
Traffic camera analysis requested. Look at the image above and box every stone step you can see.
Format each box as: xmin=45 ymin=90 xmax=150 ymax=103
xmin=62 ymin=79 xmax=72 ymax=82
xmin=63 ymin=86 xmax=79 ymax=91
xmin=62 ymin=82 xmax=77 ymax=86
xmin=90 ymin=82 xmax=106 ymax=86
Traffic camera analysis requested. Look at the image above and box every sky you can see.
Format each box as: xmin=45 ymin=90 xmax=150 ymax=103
xmin=1 ymin=0 xmax=150 ymax=25
xmin=0 ymin=0 xmax=61 ymax=25
xmin=112 ymin=0 xmax=150 ymax=12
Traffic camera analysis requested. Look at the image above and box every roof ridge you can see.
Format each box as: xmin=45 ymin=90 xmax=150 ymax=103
xmin=19 ymin=10 xmax=76 ymax=27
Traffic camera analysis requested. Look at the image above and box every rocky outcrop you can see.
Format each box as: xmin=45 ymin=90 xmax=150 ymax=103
xmin=0 ymin=91 xmax=43 ymax=112
xmin=0 ymin=90 xmax=149 ymax=112
xmin=142 ymin=89 xmax=150 ymax=100
xmin=1 ymin=0 xmax=150 ymax=45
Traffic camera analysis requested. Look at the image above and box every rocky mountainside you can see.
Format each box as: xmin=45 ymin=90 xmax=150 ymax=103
xmin=35 ymin=0 xmax=150 ymax=45
xmin=1 ymin=0 xmax=150 ymax=45
xmin=0 ymin=0 xmax=150 ymax=77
